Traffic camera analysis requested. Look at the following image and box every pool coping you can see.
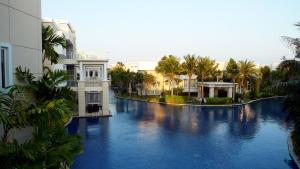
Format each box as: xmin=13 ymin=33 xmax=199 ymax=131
xmin=288 ymin=134 xmax=300 ymax=169
xmin=114 ymin=96 xmax=285 ymax=107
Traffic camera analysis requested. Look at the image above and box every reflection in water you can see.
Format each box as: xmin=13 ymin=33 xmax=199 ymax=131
xmin=68 ymin=97 xmax=297 ymax=169
xmin=115 ymin=98 xmax=290 ymax=140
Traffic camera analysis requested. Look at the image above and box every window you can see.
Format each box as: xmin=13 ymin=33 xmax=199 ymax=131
xmin=89 ymin=71 xmax=93 ymax=77
xmin=184 ymin=79 xmax=188 ymax=88
xmin=95 ymin=71 xmax=98 ymax=77
xmin=0 ymin=47 xmax=9 ymax=89
xmin=87 ymin=92 xmax=100 ymax=103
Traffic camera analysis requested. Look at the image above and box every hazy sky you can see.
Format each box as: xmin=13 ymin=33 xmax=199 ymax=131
xmin=42 ymin=0 xmax=300 ymax=65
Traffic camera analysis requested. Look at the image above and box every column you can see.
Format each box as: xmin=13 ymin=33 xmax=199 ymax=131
xmin=227 ymin=87 xmax=233 ymax=98
xmin=197 ymin=86 xmax=201 ymax=98
xmin=103 ymin=63 xmax=108 ymax=80
xmin=209 ymin=87 xmax=214 ymax=98
xmin=102 ymin=81 xmax=110 ymax=116
xmin=78 ymin=81 xmax=86 ymax=117
xmin=79 ymin=62 xmax=84 ymax=81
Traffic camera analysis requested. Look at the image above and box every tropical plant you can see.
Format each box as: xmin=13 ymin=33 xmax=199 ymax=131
xmin=42 ymin=25 xmax=66 ymax=66
xmin=155 ymin=55 xmax=180 ymax=95
xmin=0 ymin=67 xmax=83 ymax=169
xmin=0 ymin=87 xmax=29 ymax=143
xmin=110 ymin=62 xmax=129 ymax=94
xmin=268 ymin=22 xmax=300 ymax=157
xmin=155 ymin=56 xmax=168 ymax=93
xmin=238 ymin=60 xmax=258 ymax=94
xmin=181 ymin=54 xmax=197 ymax=100
xmin=225 ymin=58 xmax=239 ymax=99
xmin=195 ymin=56 xmax=219 ymax=99
xmin=143 ymin=72 xmax=156 ymax=96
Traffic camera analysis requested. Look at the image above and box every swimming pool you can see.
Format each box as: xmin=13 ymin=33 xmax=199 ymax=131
xmin=68 ymin=97 xmax=298 ymax=169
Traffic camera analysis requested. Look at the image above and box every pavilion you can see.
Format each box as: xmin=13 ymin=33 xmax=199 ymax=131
xmin=197 ymin=82 xmax=238 ymax=98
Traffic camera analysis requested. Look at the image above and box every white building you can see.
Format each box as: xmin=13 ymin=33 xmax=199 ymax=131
xmin=113 ymin=61 xmax=236 ymax=98
xmin=42 ymin=19 xmax=110 ymax=117
xmin=0 ymin=0 xmax=42 ymax=141
xmin=0 ymin=0 xmax=42 ymax=91
xmin=42 ymin=19 xmax=77 ymax=83
xmin=76 ymin=51 xmax=110 ymax=117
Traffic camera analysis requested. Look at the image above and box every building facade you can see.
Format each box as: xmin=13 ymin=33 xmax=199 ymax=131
xmin=114 ymin=61 xmax=240 ymax=99
xmin=76 ymin=51 xmax=110 ymax=117
xmin=0 ymin=0 xmax=43 ymax=91
xmin=42 ymin=19 xmax=110 ymax=117
xmin=0 ymin=0 xmax=42 ymax=141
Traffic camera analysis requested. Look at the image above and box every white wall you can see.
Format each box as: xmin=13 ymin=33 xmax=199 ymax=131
xmin=0 ymin=0 xmax=42 ymax=78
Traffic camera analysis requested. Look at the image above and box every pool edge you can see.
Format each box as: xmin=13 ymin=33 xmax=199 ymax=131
xmin=288 ymin=134 xmax=300 ymax=169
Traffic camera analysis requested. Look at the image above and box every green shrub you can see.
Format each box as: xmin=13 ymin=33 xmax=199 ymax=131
xmin=173 ymin=87 xmax=184 ymax=96
xmin=147 ymin=96 xmax=160 ymax=102
xmin=159 ymin=96 xmax=166 ymax=102
xmin=164 ymin=95 xmax=187 ymax=104
xmin=206 ymin=97 xmax=232 ymax=104
xmin=234 ymin=93 xmax=242 ymax=102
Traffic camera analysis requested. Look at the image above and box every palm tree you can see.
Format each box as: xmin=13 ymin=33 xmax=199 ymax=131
xmin=181 ymin=54 xmax=197 ymax=101
xmin=195 ymin=56 xmax=218 ymax=100
xmin=143 ymin=72 xmax=156 ymax=96
xmin=238 ymin=60 xmax=258 ymax=95
xmin=42 ymin=25 xmax=66 ymax=67
xmin=226 ymin=58 xmax=239 ymax=99
xmin=155 ymin=55 xmax=180 ymax=96
xmin=155 ymin=56 xmax=167 ymax=94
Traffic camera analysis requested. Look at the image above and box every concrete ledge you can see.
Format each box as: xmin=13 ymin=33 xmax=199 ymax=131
xmin=288 ymin=134 xmax=300 ymax=168
xmin=114 ymin=96 xmax=285 ymax=107
xmin=73 ymin=115 xmax=112 ymax=118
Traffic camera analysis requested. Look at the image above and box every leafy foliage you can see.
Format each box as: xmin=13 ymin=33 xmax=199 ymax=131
xmin=42 ymin=25 xmax=66 ymax=65
xmin=0 ymin=67 xmax=82 ymax=169
xmin=181 ymin=54 xmax=197 ymax=100
xmin=155 ymin=55 xmax=181 ymax=95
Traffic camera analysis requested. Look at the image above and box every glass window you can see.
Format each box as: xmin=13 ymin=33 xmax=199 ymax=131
xmin=95 ymin=71 xmax=98 ymax=77
xmin=0 ymin=47 xmax=9 ymax=89
xmin=184 ymin=79 xmax=188 ymax=88
xmin=89 ymin=71 xmax=93 ymax=77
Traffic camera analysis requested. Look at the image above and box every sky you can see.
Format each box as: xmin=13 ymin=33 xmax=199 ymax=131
xmin=42 ymin=0 xmax=300 ymax=66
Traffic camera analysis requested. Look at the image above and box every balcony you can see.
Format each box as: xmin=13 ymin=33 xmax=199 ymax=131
xmin=67 ymin=80 xmax=78 ymax=87
xmin=85 ymin=80 xmax=102 ymax=87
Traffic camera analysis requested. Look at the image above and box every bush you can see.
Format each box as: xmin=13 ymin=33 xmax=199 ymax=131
xmin=159 ymin=95 xmax=187 ymax=104
xmin=234 ymin=93 xmax=242 ymax=102
xmin=173 ymin=87 xmax=184 ymax=96
xmin=159 ymin=96 xmax=166 ymax=102
xmin=206 ymin=97 xmax=232 ymax=104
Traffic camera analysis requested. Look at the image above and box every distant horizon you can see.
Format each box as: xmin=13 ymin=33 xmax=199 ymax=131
xmin=42 ymin=0 xmax=300 ymax=65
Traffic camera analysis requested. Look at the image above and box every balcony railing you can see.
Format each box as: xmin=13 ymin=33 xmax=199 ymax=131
xmin=67 ymin=80 xmax=78 ymax=87
xmin=85 ymin=80 xmax=102 ymax=87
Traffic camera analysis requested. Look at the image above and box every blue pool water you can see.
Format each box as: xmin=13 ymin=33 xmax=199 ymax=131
xmin=68 ymin=97 xmax=298 ymax=169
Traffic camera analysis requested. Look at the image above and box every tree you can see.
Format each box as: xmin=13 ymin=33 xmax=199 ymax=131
xmin=0 ymin=67 xmax=83 ymax=169
xmin=143 ymin=72 xmax=156 ymax=96
xmin=181 ymin=54 xmax=197 ymax=101
xmin=259 ymin=65 xmax=272 ymax=90
xmin=238 ymin=60 xmax=258 ymax=94
xmin=110 ymin=62 xmax=129 ymax=94
xmin=42 ymin=25 xmax=66 ymax=66
xmin=269 ymin=22 xmax=300 ymax=156
xmin=155 ymin=56 xmax=168 ymax=93
xmin=196 ymin=56 xmax=219 ymax=99
xmin=226 ymin=58 xmax=239 ymax=99
xmin=0 ymin=87 xmax=29 ymax=143
xmin=155 ymin=55 xmax=180 ymax=96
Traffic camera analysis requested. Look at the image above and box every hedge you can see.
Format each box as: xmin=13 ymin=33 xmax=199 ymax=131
xmin=206 ymin=97 xmax=232 ymax=104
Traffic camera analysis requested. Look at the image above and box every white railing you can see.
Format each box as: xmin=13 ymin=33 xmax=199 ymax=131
xmin=85 ymin=80 xmax=102 ymax=87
